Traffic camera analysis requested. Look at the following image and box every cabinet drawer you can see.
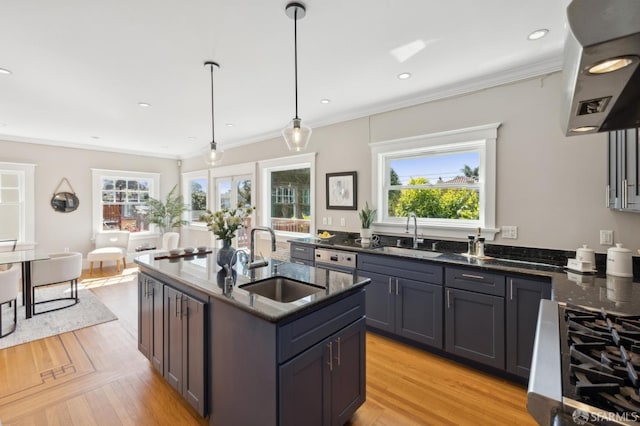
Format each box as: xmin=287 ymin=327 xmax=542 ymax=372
xmin=445 ymin=267 xmax=505 ymax=297
xmin=290 ymin=243 xmax=315 ymax=261
xmin=278 ymin=290 xmax=365 ymax=363
xmin=357 ymin=253 xmax=443 ymax=285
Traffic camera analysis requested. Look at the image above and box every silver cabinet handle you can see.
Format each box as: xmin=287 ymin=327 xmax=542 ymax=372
xmin=388 ymin=277 xmax=392 ymax=294
xmin=336 ymin=337 xmax=341 ymax=367
xmin=395 ymin=278 xmax=399 ymax=295
xmin=175 ymin=294 xmax=180 ymax=318
xmin=623 ymin=179 xmax=628 ymax=208
xmin=327 ymin=341 xmax=333 ymax=371
xmin=295 ymin=247 xmax=306 ymax=251
xmin=462 ymin=273 xmax=484 ymax=280
xmin=447 ymin=289 xmax=451 ymax=309
xmin=606 ymin=184 xmax=610 ymax=208
xmin=510 ymin=279 xmax=513 ymax=300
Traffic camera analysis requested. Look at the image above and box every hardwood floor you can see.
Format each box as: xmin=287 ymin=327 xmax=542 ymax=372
xmin=0 ymin=266 xmax=536 ymax=425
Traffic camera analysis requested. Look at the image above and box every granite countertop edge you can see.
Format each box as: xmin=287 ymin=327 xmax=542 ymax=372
xmin=135 ymin=256 xmax=371 ymax=323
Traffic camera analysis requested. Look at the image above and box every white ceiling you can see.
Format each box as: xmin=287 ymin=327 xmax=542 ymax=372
xmin=0 ymin=0 xmax=570 ymax=159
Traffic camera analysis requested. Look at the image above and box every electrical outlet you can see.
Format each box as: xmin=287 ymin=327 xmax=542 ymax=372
xmin=322 ymin=217 xmax=327 ymax=225
xmin=340 ymin=217 xmax=345 ymax=227
xmin=502 ymin=226 xmax=518 ymax=239
xmin=327 ymin=216 xmax=332 ymax=226
xmin=600 ymin=230 xmax=614 ymax=245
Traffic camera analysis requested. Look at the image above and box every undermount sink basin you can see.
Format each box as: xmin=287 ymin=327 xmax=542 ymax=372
xmin=239 ymin=277 xmax=325 ymax=303
xmin=372 ymin=246 xmax=442 ymax=259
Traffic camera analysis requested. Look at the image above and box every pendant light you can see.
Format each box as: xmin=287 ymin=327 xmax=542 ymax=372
xmin=282 ymin=2 xmax=312 ymax=152
xmin=204 ymin=61 xmax=224 ymax=166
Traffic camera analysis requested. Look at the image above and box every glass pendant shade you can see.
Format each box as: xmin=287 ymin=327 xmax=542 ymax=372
xmin=204 ymin=142 xmax=224 ymax=166
xmin=282 ymin=117 xmax=312 ymax=152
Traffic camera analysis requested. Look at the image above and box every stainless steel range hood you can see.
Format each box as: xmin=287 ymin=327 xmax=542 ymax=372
xmin=562 ymin=0 xmax=640 ymax=136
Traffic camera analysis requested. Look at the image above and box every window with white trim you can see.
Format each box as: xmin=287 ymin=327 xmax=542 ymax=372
xmin=91 ymin=169 xmax=160 ymax=234
xmin=259 ymin=153 xmax=316 ymax=236
xmin=371 ymin=124 xmax=499 ymax=240
xmin=182 ymin=170 xmax=208 ymax=224
xmin=0 ymin=162 xmax=35 ymax=244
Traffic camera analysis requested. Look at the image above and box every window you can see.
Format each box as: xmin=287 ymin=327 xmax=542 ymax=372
xmin=259 ymin=153 xmax=316 ymax=236
xmin=215 ymin=175 xmax=253 ymax=250
xmin=92 ymin=169 xmax=160 ymax=234
xmin=183 ymin=171 xmax=208 ymax=224
xmin=0 ymin=162 xmax=35 ymax=244
xmin=371 ymin=123 xmax=499 ymax=239
xmin=209 ymin=163 xmax=256 ymax=250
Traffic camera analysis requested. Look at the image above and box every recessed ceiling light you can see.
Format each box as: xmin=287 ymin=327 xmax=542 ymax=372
xmin=225 ymin=123 xmax=234 ymax=127
xmin=91 ymin=136 xmax=100 ymax=140
xmin=588 ymin=56 xmax=636 ymax=74
xmin=397 ymin=72 xmax=412 ymax=80
xmin=527 ymin=29 xmax=549 ymax=41
xmin=0 ymin=68 xmax=11 ymax=75
xmin=320 ymin=99 xmax=331 ymax=104
xmin=138 ymin=102 xmax=151 ymax=108
xmin=570 ymin=126 xmax=598 ymax=133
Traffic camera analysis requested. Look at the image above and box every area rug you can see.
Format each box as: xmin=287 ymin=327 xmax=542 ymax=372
xmin=0 ymin=285 xmax=118 ymax=350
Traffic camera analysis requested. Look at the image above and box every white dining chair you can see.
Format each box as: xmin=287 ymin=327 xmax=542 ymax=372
xmin=87 ymin=231 xmax=130 ymax=274
xmin=161 ymin=232 xmax=180 ymax=251
xmin=0 ymin=264 xmax=20 ymax=337
xmin=31 ymin=252 xmax=82 ymax=315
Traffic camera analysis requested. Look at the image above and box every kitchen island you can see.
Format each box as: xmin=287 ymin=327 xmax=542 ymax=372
xmin=134 ymin=250 xmax=371 ymax=426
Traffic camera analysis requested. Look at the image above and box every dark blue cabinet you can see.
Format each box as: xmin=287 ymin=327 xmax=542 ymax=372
xmin=445 ymin=287 xmax=505 ymax=370
xmin=138 ymin=273 xmax=163 ymax=373
xmin=279 ymin=318 xmax=365 ymax=426
xmin=289 ymin=243 xmax=315 ymax=266
xmin=445 ymin=267 xmax=505 ymax=370
xmin=358 ymin=254 xmax=443 ymax=349
xmin=506 ymin=275 xmax=551 ymax=378
xmin=164 ymin=286 xmax=207 ymax=416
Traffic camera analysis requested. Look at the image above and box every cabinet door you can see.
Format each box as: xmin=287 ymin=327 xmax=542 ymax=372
xmin=445 ymin=288 xmax=505 ymax=369
xmin=396 ymin=278 xmax=443 ymax=349
xmin=150 ymin=278 xmax=164 ymax=374
xmin=626 ymin=128 xmax=640 ymax=209
xmin=137 ymin=275 xmax=152 ymax=359
xmin=279 ymin=336 xmax=331 ymax=426
xmin=184 ymin=294 xmax=206 ymax=416
xmin=506 ymin=276 xmax=551 ymax=378
xmin=361 ymin=270 xmax=394 ymax=333
xmin=331 ymin=319 xmax=366 ymax=426
xmin=164 ymin=286 xmax=183 ymax=393
xmin=608 ymin=130 xmax=620 ymax=209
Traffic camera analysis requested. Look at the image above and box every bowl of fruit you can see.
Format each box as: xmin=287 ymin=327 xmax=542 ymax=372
xmin=317 ymin=231 xmax=335 ymax=241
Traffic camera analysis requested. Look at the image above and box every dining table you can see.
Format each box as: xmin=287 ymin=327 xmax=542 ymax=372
xmin=0 ymin=250 xmax=50 ymax=319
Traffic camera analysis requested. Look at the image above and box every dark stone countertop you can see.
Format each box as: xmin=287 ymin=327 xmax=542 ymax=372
xmin=134 ymin=249 xmax=371 ymax=323
xmin=290 ymin=237 xmax=640 ymax=316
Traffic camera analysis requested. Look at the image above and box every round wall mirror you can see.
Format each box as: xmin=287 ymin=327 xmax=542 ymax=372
xmin=51 ymin=192 xmax=79 ymax=213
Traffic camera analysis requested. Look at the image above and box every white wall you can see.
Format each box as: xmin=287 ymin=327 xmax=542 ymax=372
xmin=0 ymin=140 xmax=180 ymax=255
xmin=183 ymin=72 xmax=640 ymax=255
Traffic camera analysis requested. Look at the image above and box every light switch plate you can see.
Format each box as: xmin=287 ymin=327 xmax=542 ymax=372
xmin=599 ymin=230 xmax=613 ymax=245
xmin=502 ymin=225 xmax=518 ymax=239
xmin=340 ymin=217 xmax=346 ymax=226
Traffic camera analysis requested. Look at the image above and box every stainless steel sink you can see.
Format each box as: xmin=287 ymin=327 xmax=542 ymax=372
xmin=239 ymin=277 xmax=325 ymax=302
xmin=372 ymin=246 xmax=442 ymax=259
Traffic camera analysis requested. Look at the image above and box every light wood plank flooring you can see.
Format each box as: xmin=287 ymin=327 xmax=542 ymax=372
xmin=0 ymin=266 xmax=536 ymax=425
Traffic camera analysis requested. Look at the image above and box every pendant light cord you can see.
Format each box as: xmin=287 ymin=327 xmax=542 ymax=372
xmin=293 ymin=7 xmax=299 ymax=120
xmin=209 ymin=63 xmax=215 ymax=144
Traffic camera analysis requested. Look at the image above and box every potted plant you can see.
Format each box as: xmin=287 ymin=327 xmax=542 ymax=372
xmin=359 ymin=202 xmax=376 ymax=241
xmin=143 ymin=185 xmax=188 ymax=234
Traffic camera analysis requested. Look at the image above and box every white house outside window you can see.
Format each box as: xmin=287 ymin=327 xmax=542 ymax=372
xmin=370 ymin=123 xmax=499 ymax=240
xmin=259 ymin=153 xmax=316 ymax=237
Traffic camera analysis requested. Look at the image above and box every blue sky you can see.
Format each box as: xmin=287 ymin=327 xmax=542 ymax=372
xmin=390 ymin=152 xmax=480 ymax=184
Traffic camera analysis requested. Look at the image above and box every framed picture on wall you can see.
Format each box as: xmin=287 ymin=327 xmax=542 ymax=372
xmin=326 ymin=171 xmax=357 ymax=210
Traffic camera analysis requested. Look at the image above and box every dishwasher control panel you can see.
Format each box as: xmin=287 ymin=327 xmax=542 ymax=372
xmin=314 ymin=248 xmax=357 ymax=269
